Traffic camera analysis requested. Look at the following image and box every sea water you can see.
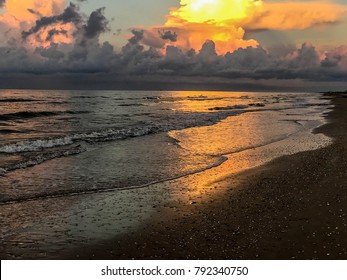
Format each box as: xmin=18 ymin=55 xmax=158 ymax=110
xmin=0 ymin=90 xmax=332 ymax=203
xmin=0 ymin=90 xmax=332 ymax=258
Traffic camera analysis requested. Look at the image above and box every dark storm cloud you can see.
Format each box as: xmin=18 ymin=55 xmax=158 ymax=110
xmin=320 ymin=45 xmax=347 ymax=69
xmin=1 ymin=3 xmax=347 ymax=90
xmin=46 ymin=28 xmax=68 ymax=41
xmin=159 ymin=31 xmax=177 ymax=42
xmin=2 ymin=38 xmax=347 ymax=87
xmin=22 ymin=3 xmax=81 ymax=39
xmin=82 ymin=7 xmax=109 ymax=39
xmin=128 ymin=30 xmax=144 ymax=45
xmin=38 ymin=44 xmax=65 ymax=60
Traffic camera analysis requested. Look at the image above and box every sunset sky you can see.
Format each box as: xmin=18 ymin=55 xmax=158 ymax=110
xmin=0 ymin=0 xmax=347 ymax=91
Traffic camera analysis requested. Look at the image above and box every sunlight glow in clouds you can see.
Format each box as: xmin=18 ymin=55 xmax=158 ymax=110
xmin=5 ymin=0 xmax=64 ymax=21
xmin=0 ymin=0 xmax=347 ymax=89
xmin=170 ymin=0 xmax=261 ymax=23
xmin=163 ymin=0 xmax=261 ymax=53
xmin=158 ymin=0 xmax=347 ymax=54
xmin=242 ymin=1 xmax=347 ymax=30
xmin=0 ymin=0 xmax=75 ymax=48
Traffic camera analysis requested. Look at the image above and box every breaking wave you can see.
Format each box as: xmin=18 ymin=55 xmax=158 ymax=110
xmin=0 ymin=137 xmax=75 ymax=153
xmin=0 ymin=110 xmax=245 ymax=154
xmin=5 ymin=145 xmax=86 ymax=172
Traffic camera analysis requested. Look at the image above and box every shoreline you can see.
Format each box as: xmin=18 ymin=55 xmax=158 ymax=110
xmin=59 ymin=92 xmax=347 ymax=260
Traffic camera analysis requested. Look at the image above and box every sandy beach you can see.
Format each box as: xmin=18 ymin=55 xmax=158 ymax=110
xmin=55 ymin=92 xmax=347 ymax=260
xmin=2 ymin=0 xmax=347 ymax=271
xmin=0 ymin=91 xmax=345 ymax=260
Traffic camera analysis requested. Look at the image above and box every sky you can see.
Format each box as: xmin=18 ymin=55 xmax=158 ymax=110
xmin=0 ymin=0 xmax=347 ymax=91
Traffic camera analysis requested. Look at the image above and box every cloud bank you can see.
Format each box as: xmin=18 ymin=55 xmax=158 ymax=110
xmin=0 ymin=0 xmax=347 ymax=90
xmin=155 ymin=0 xmax=347 ymax=54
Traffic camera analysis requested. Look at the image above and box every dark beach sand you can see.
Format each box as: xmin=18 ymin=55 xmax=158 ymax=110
xmin=60 ymin=93 xmax=347 ymax=260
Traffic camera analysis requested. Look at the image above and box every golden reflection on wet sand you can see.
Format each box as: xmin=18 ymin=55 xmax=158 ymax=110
xmin=165 ymin=109 xmax=331 ymax=205
xmin=0 ymin=91 xmax=333 ymax=259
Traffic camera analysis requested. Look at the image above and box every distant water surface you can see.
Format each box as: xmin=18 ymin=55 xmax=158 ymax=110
xmin=0 ymin=90 xmax=331 ymax=204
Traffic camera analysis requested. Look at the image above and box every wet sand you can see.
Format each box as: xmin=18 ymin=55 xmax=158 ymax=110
xmin=60 ymin=92 xmax=347 ymax=260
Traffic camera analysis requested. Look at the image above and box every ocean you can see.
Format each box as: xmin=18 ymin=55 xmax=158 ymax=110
xmin=0 ymin=89 xmax=333 ymax=258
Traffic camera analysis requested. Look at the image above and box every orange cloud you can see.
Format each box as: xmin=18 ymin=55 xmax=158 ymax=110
xmin=0 ymin=0 xmax=75 ymax=48
xmin=153 ymin=22 xmax=258 ymax=54
xmin=162 ymin=0 xmax=261 ymax=54
xmin=5 ymin=0 xmax=65 ymax=21
xmin=242 ymin=2 xmax=347 ymax=30
xmin=152 ymin=0 xmax=347 ymax=55
xmin=25 ymin=22 xmax=76 ymax=48
xmin=168 ymin=0 xmax=262 ymax=24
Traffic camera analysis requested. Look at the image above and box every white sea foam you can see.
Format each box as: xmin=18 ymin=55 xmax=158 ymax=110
xmin=0 ymin=110 xmax=241 ymax=154
xmin=2 ymin=99 xmax=326 ymax=155
xmin=0 ymin=137 xmax=74 ymax=153
xmin=6 ymin=145 xmax=86 ymax=171
xmin=0 ymin=91 xmax=333 ymax=205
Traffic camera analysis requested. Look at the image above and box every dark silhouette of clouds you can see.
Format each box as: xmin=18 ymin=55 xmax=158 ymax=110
xmin=128 ymin=30 xmax=144 ymax=45
xmin=83 ymin=7 xmax=109 ymax=39
xmin=22 ymin=3 xmax=82 ymax=39
xmin=46 ymin=29 xmax=68 ymax=41
xmin=2 ymin=36 xmax=347 ymax=86
xmin=0 ymin=2 xmax=346 ymax=90
xmin=160 ymin=31 xmax=177 ymax=42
